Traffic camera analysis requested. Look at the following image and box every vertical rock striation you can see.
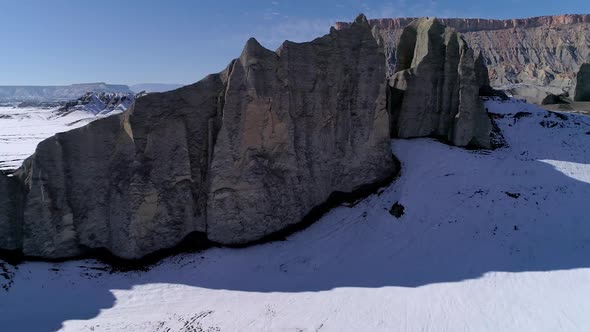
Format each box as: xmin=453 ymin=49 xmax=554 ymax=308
xmin=388 ymin=18 xmax=492 ymax=148
xmin=207 ymin=15 xmax=393 ymax=244
xmin=574 ymin=63 xmax=590 ymax=102
xmin=16 ymin=72 xmax=229 ymax=259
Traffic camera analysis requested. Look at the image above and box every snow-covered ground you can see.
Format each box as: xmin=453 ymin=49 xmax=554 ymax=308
xmin=1 ymin=99 xmax=589 ymax=331
xmin=0 ymin=105 xmax=120 ymax=171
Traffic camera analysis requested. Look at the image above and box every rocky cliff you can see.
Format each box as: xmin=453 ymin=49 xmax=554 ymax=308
xmin=336 ymin=14 xmax=590 ymax=101
xmin=0 ymin=173 xmax=23 ymax=251
xmin=574 ymin=63 xmax=590 ymax=101
xmin=388 ymin=18 xmax=492 ymax=148
xmin=0 ymin=15 xmax=399 ymax=260
xmin=0 ymin=15 xmax=495 ymax=261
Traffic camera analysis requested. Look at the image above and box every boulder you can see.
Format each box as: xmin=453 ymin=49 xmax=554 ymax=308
xmin=388 ymin=18 xmax=492 ymax=148
xmin=574 ymin=63 xmax=590 ymax=102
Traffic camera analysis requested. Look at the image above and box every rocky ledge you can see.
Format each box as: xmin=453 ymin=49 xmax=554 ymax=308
xmin=0 ymin=15 xmax=493 ymax=261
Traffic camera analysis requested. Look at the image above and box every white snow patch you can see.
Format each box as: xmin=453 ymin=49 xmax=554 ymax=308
xmin=0 ymin=106 xmax=120 ymax=170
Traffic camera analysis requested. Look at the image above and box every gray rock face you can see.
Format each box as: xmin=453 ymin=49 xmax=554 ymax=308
xmin=388 ymin=18 xmax=492 ymax=148
xmin=207 ymin=15 xmax=393 ymax=244
xmin=574 ymin=63 xmax=590 ymax=102
xmin=1 ymin=14 xmax=396 ymax=260
xmin=0 ymin=173 xmax=23 ymax=251
xmin=16 ymin=73 xmax=228 ymax=259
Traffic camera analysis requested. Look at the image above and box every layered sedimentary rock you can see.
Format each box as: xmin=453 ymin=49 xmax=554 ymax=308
xmin=574 ymin=63 xmax=590 ymax=101
xmin=388 ymin=18 xmax=492 ymax=148
xmin=336 ymin=14 xmax=590 ymax=100
xmin=1 ymin=15 xmax=396 ymax=260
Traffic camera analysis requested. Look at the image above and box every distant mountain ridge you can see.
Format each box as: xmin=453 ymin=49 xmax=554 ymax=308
xmin=130 ymin=83 xmax=184 ymax=93
xmin=56 ymin=91 xmax=135 ymax=117
xmin=0 ymin=83 xmax=132 ymax=102
xmin=0 ymin=82 xmax=184 ymax=102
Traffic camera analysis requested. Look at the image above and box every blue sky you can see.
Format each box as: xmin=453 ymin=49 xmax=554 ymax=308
xmin=0 ymin=0 xmax=588 ymax=86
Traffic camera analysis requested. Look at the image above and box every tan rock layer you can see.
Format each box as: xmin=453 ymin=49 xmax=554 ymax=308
xmin=336 ymin=14 xmax=590 ymax=91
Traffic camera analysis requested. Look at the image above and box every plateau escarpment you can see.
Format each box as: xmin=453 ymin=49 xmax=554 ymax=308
xmin=0 ymin=15 xmax=493 ymax=260
xmin=336 ymin=14 xmax=590 ymax=102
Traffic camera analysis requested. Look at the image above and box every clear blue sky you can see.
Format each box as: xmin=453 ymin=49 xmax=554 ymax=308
xmin=1 ymin=0 xmax=588 ymax=86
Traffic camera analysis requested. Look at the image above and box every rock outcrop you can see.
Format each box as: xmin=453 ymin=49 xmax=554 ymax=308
xmin=207 ymin=16 xmax=393 ymax=244
xmin=541 ymin=93 xmax=570 ymax=105
xmin=0 ymin=15 xmax=497 ymax=261
xmin=336 ymin=15 xmax=590 ymax=101
xmin=574 ymin=63 xmax=590 ymax=102
xmin=1 ymin=15 xmax=397 ymax=260
xmin=0 ymin=173 xmax=23 ymax=251
xmin=56 ymin=92 xmax=135 ymax=117
xmin=388 ymin=18 xmax=492 ymax=148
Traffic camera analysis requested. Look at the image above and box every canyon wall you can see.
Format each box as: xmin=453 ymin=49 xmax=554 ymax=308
xmin=336 ymin=14 xmax=590 ymax=101
xmin=575 ymin=63 xmax=590 ymax=101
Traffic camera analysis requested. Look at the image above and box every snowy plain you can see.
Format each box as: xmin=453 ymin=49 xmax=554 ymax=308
xmin=1 ymin=99 xmax=590 ymax=331
xmin=0 ymin=106 xmax=116 ymax=171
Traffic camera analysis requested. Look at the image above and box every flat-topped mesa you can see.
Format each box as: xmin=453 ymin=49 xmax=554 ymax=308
xmin=388 ymin=18 xmax=493 ymax=148
xmin=0 ymin=14 xmax=396 ymax=260
xmin=335 ymin=14 xmax=590 ymax=33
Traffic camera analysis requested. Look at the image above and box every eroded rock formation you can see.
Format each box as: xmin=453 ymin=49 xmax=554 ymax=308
xmin=574 ymin=63 xmax=590 ymax=102
xmin=0 ymin=15 xmax=497 ymax=261
xmin=0 ymin=173 xmax=23 ymax=251
xmin=1 ymin=15 xmax=397 ymax=260
xmin=336 ymin=15 xmax=590 ymax=101
xmin=388 ymin=18 xmax=492 ymax=148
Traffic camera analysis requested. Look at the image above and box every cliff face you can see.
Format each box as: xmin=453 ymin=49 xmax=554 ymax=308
xmin=0 ymin=173 xmax=23 ymax=251
xmin=574 ymin=63 xmax=590 ymax=101
xmin=1 ymin=15 xmax=396 ymax=260
xmin=207 ymin=16 xmax=394 ymax=244
xmin=0 ymin=15 xmax=496 ymax=261
xmin=336 ymin=15 xmax=590 ymax=96
xmin=388 ymin=18 xmax=492 ymax=148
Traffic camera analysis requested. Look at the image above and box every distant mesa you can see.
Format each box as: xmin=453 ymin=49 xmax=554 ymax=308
xmin=0 ymin=82 xmax=184 ymax=103
xmin=129 ymin=83 xmax=184 ymax=94
xmin=0 ymin=83 xmax=132 ymax=102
